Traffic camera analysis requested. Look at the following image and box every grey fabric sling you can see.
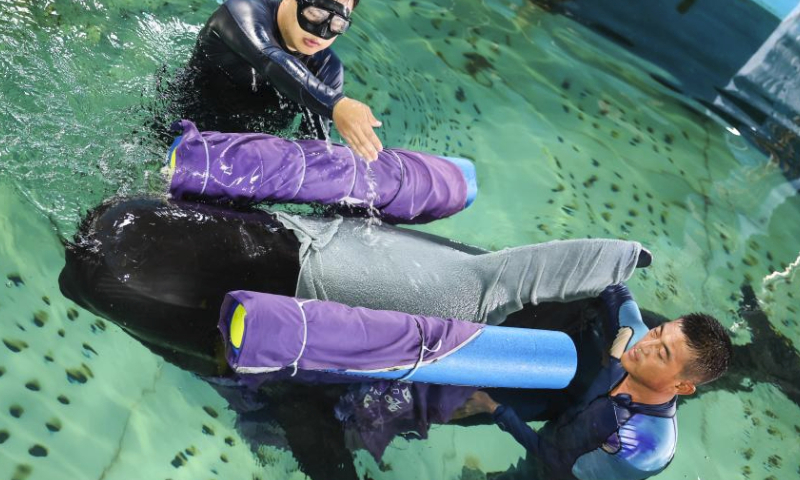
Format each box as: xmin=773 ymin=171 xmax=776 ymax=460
xmin=275 ymin=213 xmax=643 ymax=325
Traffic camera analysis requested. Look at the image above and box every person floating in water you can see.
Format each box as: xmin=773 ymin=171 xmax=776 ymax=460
xmin=168 ymin=0 xmax=383 ymax=161
xmin=452 ymin=284 xmax=733 ymax=480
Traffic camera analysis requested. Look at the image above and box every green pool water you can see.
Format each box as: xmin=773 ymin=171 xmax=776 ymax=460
xmin=1 ymin=0 xmax=799 ymax=479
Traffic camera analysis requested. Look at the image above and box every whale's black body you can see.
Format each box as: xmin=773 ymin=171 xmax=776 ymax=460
xmin=60 ymin=199 xmax=303 ymax=375
xmin=60 ymin=198 xmax=596 ymax=376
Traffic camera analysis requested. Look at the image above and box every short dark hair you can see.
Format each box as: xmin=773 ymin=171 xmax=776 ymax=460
xmin=679 ymin=313 xmax=733 ymax=385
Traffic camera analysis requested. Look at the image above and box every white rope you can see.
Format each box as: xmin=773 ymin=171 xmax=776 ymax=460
xmin=388 ymin=149 xmax=405 ymax=183
xmin=289 ymin=140 xmax=307 ymax=200
xmin=288 ymin=299 xmax=314 ymax=376
xmin=398 ymin=319 xmax=443 ymax=382
xmin=199 ymin=134 xmax=211 ymax=195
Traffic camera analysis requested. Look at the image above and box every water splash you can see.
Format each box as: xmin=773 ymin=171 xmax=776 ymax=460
xmin=762 ymin=250 xmax=800 ymax=285
xmin=758 ymin=250 xmax=799 ymax=318
xmin=363 ymin=161 xmax=382 ymax=227
xmin=351 ymin=159 xmax=382 ymax=246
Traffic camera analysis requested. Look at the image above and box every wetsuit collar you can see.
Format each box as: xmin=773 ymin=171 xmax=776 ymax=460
xmin=611 ymin=393 xmax=677 ymax=418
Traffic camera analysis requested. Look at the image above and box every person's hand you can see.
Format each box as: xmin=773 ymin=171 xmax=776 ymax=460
xmin=333 ymin=97 xmax=383 ymax=162
xmin=451 ymin=391 xmax=500 ymax=420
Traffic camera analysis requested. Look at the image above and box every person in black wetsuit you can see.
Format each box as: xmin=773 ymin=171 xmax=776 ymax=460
xmin=455 ymin=284 xmax=733 ymax=480
xmin=167 ymin=0 xmax=383 ymax=160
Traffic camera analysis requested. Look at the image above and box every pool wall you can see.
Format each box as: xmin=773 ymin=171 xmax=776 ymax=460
xmin=530 ymin=0 xmax=800 ymax=176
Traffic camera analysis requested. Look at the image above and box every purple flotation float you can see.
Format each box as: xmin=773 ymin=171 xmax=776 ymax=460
xmin=219 ymin=291 xmax=577 ymax=389
xmin=167 ymin=119 xmax=477 ymax=224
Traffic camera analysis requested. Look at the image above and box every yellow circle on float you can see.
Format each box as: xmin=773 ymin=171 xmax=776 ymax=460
xmin=230 ymin=304 xmax=246 ymax=349
xmin=169 ymin=148 xmax=177 ymax=172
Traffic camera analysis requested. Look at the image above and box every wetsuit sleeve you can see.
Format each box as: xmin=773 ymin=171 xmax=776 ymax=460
xmin=600 ymin=284 xmax=649 ymax=354
xmin=571 ymin=412 xmax=676 ymax=480
xmin=493 ymin=406 xmax=542 ymax=454
xmin=306 ymin=49 xmax=344 ymax=96
xmin=493 ymin=405 xmax=576 ymax=478
xmin=299 ymin=51 xmax=343 ymax=135
xmin=572 ymin=447 xmax=662 ymax=480
xmin=207 ymin=0 xmax=345 ymax=118
xmin=494 ymin=403 xmax=664 ymax=480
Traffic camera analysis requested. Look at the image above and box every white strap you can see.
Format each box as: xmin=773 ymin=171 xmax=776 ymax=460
xmin=398 ymin=319 xmax=443 ymax=382
xmin=199 ymin=134 xmax=211 ymax=195
xmin=289 ymin=140 xmax=307 ymax=200
xmin=288 ymin=299 xmax=315 ymax=376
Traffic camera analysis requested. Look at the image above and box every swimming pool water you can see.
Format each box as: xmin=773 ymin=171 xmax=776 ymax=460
xmin=1 ymin=0 xmax=799 ymax=479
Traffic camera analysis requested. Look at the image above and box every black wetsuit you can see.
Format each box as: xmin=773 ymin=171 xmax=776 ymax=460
xmin=165 ymin=0 xmax=344 ymax=138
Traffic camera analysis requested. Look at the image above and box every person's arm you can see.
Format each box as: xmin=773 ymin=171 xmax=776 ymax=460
xmin=299 ymin=50 xmax=344 ymax=135
xmin=309 ymin=51 xmax=384 ymax=161
xmin=490 ymin=394 xmax=663 ymax=480
xmin=206 ymin=0 xmax=383 ymax=160
xmin=493 ymin=402 xmax=588 ymax=479
xmin=570 ymin=443 xmax=667 ymax=480
xmin=304 ymin=44 xmax=386 ymax=159
xmin=599 ymin=283 xmax=649 ymax=355
xmin=458 ymin=392 xmax=570 ymax=475
xmin=492 ymin=405 xmax=544 ymax=456
xmin=207 ymin=1 xmax=343 ymax=117
xmin=455 ymin=391 xmax=542 ymax=453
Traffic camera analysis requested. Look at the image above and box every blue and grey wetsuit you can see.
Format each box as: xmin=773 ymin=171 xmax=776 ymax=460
xmin=172 ymin=0 xmax=344 ymax=137
xmin=492 ymin=284 xmax=677 ymax=480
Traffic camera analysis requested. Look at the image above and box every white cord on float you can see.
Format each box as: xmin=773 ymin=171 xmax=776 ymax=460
xmin=288 ymin=299 xmax=314 ymax=376
xmin=398 ymin=318 xmax=443 ymax=382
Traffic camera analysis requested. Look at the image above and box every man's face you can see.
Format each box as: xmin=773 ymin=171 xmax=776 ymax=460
xmin=282 ymin=0 xmax=353 ymax=55
xmin=620 ymin=320 xmax=696 ymax=395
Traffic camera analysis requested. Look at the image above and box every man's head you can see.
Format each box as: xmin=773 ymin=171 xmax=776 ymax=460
xmin=621 ymin=313 xmax=732 ymax=397
xmin=278 ymin=0 xmax=357 ymax=55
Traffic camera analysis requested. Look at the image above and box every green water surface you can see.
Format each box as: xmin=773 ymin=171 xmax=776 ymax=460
xmin=1 ymin=0 xmax=799 ymax=479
